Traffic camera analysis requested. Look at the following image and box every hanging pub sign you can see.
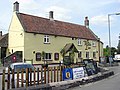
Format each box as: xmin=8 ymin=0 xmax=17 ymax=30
xmin=72 ymin=67 xmax=85 ymax=79
xmin=83 ymin=59 xmax=98 ymax=76
xmin=62 ymin=68 xmax=73 ymax=81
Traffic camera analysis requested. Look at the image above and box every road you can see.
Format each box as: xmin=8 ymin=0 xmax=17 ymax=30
xmin=68 ymin=65 xmax=120 ymax=90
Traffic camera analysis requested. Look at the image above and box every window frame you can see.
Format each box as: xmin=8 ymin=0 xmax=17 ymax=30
xmin=54 ymin=53 xmax=59 ymax=60
xmin=78 ymin=38 xmax=82 ymax=46
xmin=92 ymin=41 xmax=96 ymax=47
xmin=36 ymin=52 xmax=41 ymax=61
xmin=86 ymin=52 xmax=89 ymax=59
xmin=78 ymin=51 xmax=82 ymax=58
xmin=93 ymin=52 xmax=96 ymax=58
xmin=44 ymin=53 xmax=52 ymax=60
xmin=44 ymin=35 xmax=50 ymax=44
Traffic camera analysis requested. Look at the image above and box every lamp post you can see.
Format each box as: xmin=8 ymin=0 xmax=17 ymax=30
xmin=108 ymin=13 xmax=120 ymax=56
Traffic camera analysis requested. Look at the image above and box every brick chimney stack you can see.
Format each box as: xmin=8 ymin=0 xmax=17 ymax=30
xmin=0 ymin=31 xmax=2 ymax=37
xmin=13 ymin=1 xmax=19 ymax=12
xmin=49 ymin=11 xmax=54 ymax=20
xmin=84 ymin=16 xmax=89 ymax=28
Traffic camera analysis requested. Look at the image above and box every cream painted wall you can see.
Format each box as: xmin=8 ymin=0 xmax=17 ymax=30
xmin=24 ymin=32 xmax=103 ymax=64
xmin=8 ymin=12 xmax=24 ymax=59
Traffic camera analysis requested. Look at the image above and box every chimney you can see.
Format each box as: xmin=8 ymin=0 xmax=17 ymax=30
xmin=13 ymin=1 xmax=19 ymax=12
xmin=0 ymin=31 xmax=2 ymax=37
xmin=49 ymin=11 xmax=54 ymax=20
xmin=84 ymin=16 xmax=89 ymax=28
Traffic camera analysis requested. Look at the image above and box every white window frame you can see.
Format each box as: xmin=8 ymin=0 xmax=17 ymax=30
xmin=44 ymin=35 xmax=50 ymax=44
xmin=44 ymin=53 xmax=52 ymax=60
xmin=78 ymin=39 xmax=82 ymax=46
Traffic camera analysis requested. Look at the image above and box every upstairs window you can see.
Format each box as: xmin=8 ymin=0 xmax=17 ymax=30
xmin=92 ymin=41 xmax=96 ymax=47
xmin=44 ymin=35 xmax=50 ymax=44
xmin=78 ymin=39 xmax=82 ymax=46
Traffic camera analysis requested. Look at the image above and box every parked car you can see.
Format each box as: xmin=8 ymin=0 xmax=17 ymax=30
xmin=113 ymin=54 xmax=120 ymax=62
xmin=5 ymin=62 xmax=44 ymax=88
xmin=6 ymin=62 xmax=34 ymax=72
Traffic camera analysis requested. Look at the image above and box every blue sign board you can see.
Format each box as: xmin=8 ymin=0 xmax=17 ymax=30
xmin=62 ymin=68 xmax=73 ymax=81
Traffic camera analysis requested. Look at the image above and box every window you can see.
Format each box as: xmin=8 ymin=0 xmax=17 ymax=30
xmin=44 ymin=35 xmax=50 ymax=44
xmin=44 ymin=53 xmax=52 ymax=60
xmin=36 ymin=52 xmax=41 ymax=61
xmin=72 ymin=37 xmax=75 ymax=40
xmin=86 ymin=52 xmax=89 ymax=59
xmin=93 ymin=52 xmax=96 ymax=58
xmin=92 ymin=41 xmax=96 ymax=46
xmin=54 ymin=53 xmax=59 ymax=60
xmin=78 ymin=51 xmax=82 ymax=58
xmin=78 ymin=39 xmax=82 ymax=45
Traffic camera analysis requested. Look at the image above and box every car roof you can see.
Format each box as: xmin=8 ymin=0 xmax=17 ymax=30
xmin=10 ymin=62 xmax=32 ymax=66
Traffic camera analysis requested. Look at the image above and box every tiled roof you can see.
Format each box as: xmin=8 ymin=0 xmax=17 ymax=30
xmin=17 ymin=13 xmax=98 ymax=40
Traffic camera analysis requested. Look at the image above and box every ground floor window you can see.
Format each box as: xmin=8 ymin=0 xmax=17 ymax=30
xmin=93 ymin=52 xmax=96 ymax=58
xmin=54 ymin=53 xmax=59 ymax=60
xmin=44 ymin=53 xmax=52 ymax=60
xmin=78 ymin=51 xmax=82 ymax=58
xmin=36 ymin=52 xmax=41 ymax=61
xmin=86 ymin=52 xmax=89 ymax=59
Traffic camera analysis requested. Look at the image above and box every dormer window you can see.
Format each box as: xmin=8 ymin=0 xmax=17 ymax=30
xmin=78 ymin=39 xmax=82 ymax=46
xmin=44 ymin=35 xmax=50 ymax=44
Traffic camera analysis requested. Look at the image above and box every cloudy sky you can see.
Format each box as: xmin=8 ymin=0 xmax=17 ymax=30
xmin=0 ymin=0 xmax=120 ymax=48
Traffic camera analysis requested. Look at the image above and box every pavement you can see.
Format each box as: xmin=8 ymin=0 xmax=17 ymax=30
xmin=9 ymin=68 xmax=114 ymax=90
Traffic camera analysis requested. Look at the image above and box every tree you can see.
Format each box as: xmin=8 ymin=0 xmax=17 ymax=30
xmin=103 ymin=45 xmax=117 ymax=57
xmin=103 ymin=45 xmax=109 ymax=57
xmin=111 ymin=47 xmax=117 ymax=57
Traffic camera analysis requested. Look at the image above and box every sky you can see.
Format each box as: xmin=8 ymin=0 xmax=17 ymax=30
xmin=0 ymin=0 xmax=120 ymax=48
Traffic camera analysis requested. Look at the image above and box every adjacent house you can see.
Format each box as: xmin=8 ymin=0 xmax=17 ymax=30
xmin=7 ymin=2 xmax=103 ymax=65
xmin=0 ymin=31 xmax=8 ymax=63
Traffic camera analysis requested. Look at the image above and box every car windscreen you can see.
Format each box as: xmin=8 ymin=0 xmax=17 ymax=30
xmin=14 ymin=64 xmax=34 ymax=72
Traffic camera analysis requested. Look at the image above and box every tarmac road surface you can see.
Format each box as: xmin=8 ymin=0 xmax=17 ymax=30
xmin=68 ymin=65 xmax=120 ymax=90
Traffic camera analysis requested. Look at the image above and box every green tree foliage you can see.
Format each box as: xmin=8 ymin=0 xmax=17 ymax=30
xmin=103 ymin=45 xmax=117 ymax=57
xmin=103 ymin=46 xmax=109 ymax=57
xmin=111 ymin=47 xmax=117 ymax=57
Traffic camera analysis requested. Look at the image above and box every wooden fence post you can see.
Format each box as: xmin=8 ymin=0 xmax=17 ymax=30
xmin=21 ymin=69 xmax=24 ymax=87
xmin=11 ymin=69 xmax=15 ymax=88
xmin=41 ymin=68 xmax=43 ymax=84
xmin=44 ymin=67 xmax=46 ymax=84
xmin=51 ymin=67 xmax=53 ymax=82
xmin=29 ymin=68 xmax=32 ymax=86
xmin=7 ymin=68 xmax=10 ymax=89
xmin=26 ymin=68 xmax=29 ymax=87
xmin=60 ymin=66 xmax=62 ymax=81
xmin=17 ymin=69 xmax=19 ymax=88
xmin=54 ymin=66 xmax=56 ymax=82
xmin=47 ymin=67 xmax=50 ymax=83
xmin=2 ymin=69 xmax=5 ymax=90
xmin=37 ymin=68 xmax=39 ymax=85
xmin=34 ymin=68 xmax=36 ymax=85
xmin=57 ymin=66 xmax=59 ymax=82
